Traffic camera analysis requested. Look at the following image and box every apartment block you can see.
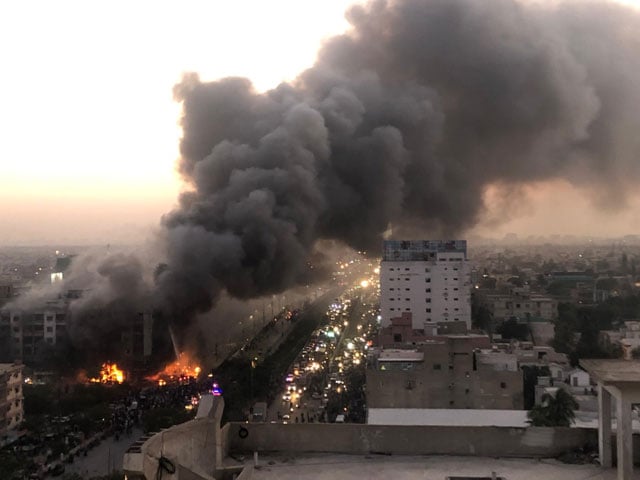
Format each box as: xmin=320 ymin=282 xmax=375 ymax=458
xmin=366 ymin=335 xmax=523 ymax=410
xmin=380 ymin=240 xmax=471 ymax=331
xmin=0 ymin=363 xmax=24 ymax=443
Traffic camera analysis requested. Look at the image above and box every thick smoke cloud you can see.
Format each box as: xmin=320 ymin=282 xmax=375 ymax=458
xmin=156 ymin=0 xmax=640 ymax=324
xmin=8 ymin=0 xmax=639 ymax=354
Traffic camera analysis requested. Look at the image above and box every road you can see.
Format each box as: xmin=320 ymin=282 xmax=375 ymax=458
xmin=45 ymin=428 xmax=143 ymax=479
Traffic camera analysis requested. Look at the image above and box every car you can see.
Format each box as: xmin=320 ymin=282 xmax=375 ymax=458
xmin=282 ymin=414 xmax=290 ymax=421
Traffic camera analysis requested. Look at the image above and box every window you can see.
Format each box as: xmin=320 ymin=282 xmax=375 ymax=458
xmin=393 ymin=334 xmax=402 ymax=342
xmin=426 ymin=308 xmax=431 ymax=313
xmin=390 ymin=308 xmax=395 ymax=311
xmin=405 ymin=288 xmax=410 ymax=291
xmin=454 ymin=268 xmax=459 ymax=271
xmin=500 ymin=382 xmax=507 ymax=389
xmin=454 ymin=298 xmax=458 ymax=301
xmin=426 ymin=298 xmax=431 ymax=303
xmin=425 ymin=278 xmax=431 ymax=283
xmin=389 ymin=268 xmax=394 ymax=271
xmin=405 ymin=278 xmax=409 ymax=281
xmin=449 ymin=400 xmax=455 ymax=406
xmin=405 ymin=298 xmax=410 ymax=301
xmin=465 ymin=388 xmax=470 ymax=394
xmin=405 ymin=268 xmax=410 ymax=271
xmin=426 ymin=288 xmax=431 ymax=293
xmin=454 ymin=287 xmax=459 ymax=291
xmin=454 ymin=308 xmax=459 ymax=311
xmin=433 ymin=364 xmax=441 ymax=370
xmin=425 ymin=268 xmax=430 ymax=273
xmin=405 ymin=308 xmax=410 ymax=311
xmin=453 ymin=278 xmax=458 ymax=281
xmin=46 ymin=326 xmax=53 ymax=332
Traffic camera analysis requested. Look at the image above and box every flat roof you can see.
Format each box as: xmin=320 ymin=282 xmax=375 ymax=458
xmin=378 ymin=350 xmax=424 ymax=362
xmin=580 ymin=359 xmax=640 ymax=384
xmin=367 ymin=409 xmax=529 ymax=427
xmin=250 ymin=454 xmax=629 ymax=479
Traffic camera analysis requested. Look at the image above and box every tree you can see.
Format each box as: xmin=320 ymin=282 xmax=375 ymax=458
xmin=527 ymin=389 xmax=578 ymax=427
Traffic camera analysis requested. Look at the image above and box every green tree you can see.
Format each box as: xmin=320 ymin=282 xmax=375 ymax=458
xmin=527 ymin=389 xmax=578 ymax=427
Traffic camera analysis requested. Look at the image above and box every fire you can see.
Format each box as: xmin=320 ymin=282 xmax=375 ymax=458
xmin=90 ymin=362 xmax=125 ymax=384
xmin=147 ymin=352 xmax=201 ymax=386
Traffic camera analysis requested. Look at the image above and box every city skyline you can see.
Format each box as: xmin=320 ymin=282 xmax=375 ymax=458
xmin=3 ymin=0 xmax=640 ymax=245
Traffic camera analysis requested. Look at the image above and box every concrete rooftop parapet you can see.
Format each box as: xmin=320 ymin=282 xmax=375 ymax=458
xmin=580 ymin=359 xmax=640 ymax=480
xmin=580 ymin=359 xmax=640 ymax=386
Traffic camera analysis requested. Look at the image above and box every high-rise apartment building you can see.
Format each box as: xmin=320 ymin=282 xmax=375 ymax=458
xmin=0 ymin=363 xmax=24 ymax=444
xmin=0 ymin=303 xmax=68 ymax=362
xmin=380 ymin=240 xmax=471 ymax=331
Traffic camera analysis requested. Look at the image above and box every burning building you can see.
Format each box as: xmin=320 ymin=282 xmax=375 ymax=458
xmin=6 ymin=0 xmax=640 ymax=364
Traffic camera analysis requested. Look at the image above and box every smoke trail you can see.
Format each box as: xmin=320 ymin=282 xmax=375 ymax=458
xmin=155 ymin=0 xmax=640 ymax=326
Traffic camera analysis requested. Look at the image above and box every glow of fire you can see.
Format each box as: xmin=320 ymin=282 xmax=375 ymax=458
xmin=90 ymin=362 xmax=125 ymax=384
xmin=147 ymin=352 xmax=202 ymax=385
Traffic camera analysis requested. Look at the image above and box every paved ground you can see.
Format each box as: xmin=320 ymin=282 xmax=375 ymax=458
xmin=250 ymin=454 xmax=640 ymax=479
xmin=45 ymin=428 xmax=143 ymax=479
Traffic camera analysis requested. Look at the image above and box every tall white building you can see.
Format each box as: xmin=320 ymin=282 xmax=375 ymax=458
xmin=380 ymin=240 xmax=471 ymax=331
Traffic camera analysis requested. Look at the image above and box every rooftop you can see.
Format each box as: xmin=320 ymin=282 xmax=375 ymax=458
xmin=250 ymin=454 xmax=634 ymax=479
xmin=378 ymin=350 xmax=424 ymax=362
xmin=580 ymin=359 xmax=640 ymax=384
xmin=367 ymin=409 xmax=528 ymax=427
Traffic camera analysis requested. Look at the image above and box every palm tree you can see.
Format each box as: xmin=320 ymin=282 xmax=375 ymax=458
xmin=527 ymin=388 xmax=578 ymax=427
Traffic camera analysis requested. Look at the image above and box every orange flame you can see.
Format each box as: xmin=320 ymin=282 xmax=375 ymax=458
xmin=90 ymin=362 xmax=125 ymax=384
xmin=147 ymin=352 xmax=201 ymax=385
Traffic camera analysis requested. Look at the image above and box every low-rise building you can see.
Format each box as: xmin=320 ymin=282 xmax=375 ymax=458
xmin=479 ymin=287 xmax=557 ymax=323
xmin=599 ymin=321 xmax=640 ymax=359
xmin=366 ymin=336 xmax=523 ymax=410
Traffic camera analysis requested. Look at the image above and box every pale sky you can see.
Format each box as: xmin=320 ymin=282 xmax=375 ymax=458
xmin=0 ymin=0 xmax=639 ymax=245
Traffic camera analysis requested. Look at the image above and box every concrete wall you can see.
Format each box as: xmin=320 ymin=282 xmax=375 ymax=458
xmin=228 ymin=423 xmax=595 ymax=458
xmin=367 ymin=343 xmax=523 ymax=409
xmin=138 ymin=418 xmax=217 ymax=479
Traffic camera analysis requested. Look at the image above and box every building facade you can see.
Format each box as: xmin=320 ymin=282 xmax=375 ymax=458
xmin=380 ymin=240 xmax=471 ymax=331
xmin=366 ymin=336 xmax=523 ymax=410
xmin=0 ymin=303 xmax=68 ymax=362
xmin=0 ymin=363 xmax=24 ymax=444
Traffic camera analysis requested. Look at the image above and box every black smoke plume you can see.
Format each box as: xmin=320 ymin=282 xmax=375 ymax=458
xmin=156 ymin=0 xmax=640 ymax=328
xmin=7 ymin=0 xmax=640 ymax=358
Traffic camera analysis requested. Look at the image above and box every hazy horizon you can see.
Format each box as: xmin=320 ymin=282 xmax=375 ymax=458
xmin=2 ymin=0 xmax=640 ymax=246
